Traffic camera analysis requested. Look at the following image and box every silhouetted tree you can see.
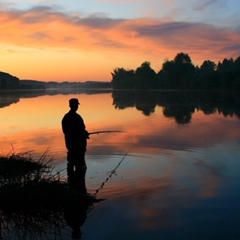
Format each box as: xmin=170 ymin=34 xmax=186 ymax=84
xmin=217 ymin=58 xmax=236 ymax=90
xmin=232 ymin=56 xmax=240 ymax=90
xmin=111 ymin=68 xmax=135 ymax=89
xmin=234 ymin=56 xmax=240 ymax=69
xmin=200 ymin=60 xmax=216 ymax=73
xmin=158 ymin=60 xmax=175 ymax=88
xmin=111 ymin=53 xmax=240 ymax=90
xmin=134 ymin=62 xmax=156 ymax=89
xmin=158 ymin=53 xmax=196 ymax=89
xmin=195 ymin=60 xmax=219 ymax=89
xmin=0 ymin=72 xmax=19 ymax=89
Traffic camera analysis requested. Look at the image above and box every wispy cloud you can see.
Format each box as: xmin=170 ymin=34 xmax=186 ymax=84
xmin=193 ymin=0 xmax=220 ymax=11
xmin=1 ymin=5 xmax=239 ymax=59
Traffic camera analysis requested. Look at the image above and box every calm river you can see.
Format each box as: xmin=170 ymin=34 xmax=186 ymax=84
xmin=0 ymin=90 xmax=240 ymax=240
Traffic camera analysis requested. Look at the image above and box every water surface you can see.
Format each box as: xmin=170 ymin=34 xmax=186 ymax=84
xmin=0 ymin=90 xmax=240 ymax=239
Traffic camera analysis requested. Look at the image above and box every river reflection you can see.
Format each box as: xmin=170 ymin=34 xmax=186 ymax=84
xmin=0 ymin=90 xmax=240 ymax=239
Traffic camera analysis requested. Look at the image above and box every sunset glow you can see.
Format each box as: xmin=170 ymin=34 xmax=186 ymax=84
xmin=1 ymin=0 xmax=240 ymax=81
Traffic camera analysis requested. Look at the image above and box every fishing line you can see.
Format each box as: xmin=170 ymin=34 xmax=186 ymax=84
xmin=93 ymin=145 xmax=133 ymax=196
xmin=59 ymin=130 xmax=128 ymax=193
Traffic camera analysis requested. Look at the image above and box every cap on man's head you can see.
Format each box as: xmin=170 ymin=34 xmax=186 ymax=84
xmin=69 ymin=98 xmax=80 ymax=106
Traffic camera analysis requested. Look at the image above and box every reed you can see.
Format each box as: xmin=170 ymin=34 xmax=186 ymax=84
xmin=0 ymin=150 xmax=95 ymax=239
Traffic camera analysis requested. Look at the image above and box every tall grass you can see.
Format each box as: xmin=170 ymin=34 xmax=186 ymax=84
xmin=0 ymin=150 xmax=54 ymax=186
xmin=0 ymin=150 xmax=96 ymax=239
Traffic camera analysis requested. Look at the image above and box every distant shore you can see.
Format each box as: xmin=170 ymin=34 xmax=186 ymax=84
xmin=0 ymin=72 xmax=112 ymax=90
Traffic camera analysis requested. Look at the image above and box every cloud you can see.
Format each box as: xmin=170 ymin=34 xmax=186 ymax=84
xmin=0 ymin=4 xmax=240 ymax=70
xmin=133 ymin=20 xmax=240 ymax=54
xmin=221 ymin=44 xmax=240 ymax=53
xmin=28 ymin=31 xmax=51 ymax=40
xmin=96 ymin=0 xmax=146 ymax=3
xmin=193 ymin=0 xmax=220 ymax=11
xmin=20 ymin=6 xmax=57 ymax=24
xmin=72 ymin=15 xmax=122 ymax=28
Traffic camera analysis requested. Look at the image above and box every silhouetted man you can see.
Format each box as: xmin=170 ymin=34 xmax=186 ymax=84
xmin=62 ymin=98 xmax=89 ymax=177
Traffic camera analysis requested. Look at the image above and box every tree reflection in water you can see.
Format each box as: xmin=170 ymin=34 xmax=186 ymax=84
xmin=112 ymin=90 xmax=240 ymax=123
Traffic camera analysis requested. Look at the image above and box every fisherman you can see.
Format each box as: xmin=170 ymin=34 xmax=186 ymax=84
xmin=62 ymin=98 xmax=89 ymax=177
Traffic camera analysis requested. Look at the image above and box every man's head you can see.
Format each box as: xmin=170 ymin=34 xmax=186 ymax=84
xmin=69 ymin=98 xmax=80 ymax=111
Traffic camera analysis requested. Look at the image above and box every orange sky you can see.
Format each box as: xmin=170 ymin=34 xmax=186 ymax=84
xmin=1 ymin=2 xmax=240 ymax=81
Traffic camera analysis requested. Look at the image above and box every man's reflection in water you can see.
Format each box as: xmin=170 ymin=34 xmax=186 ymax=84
xmin=64 ymin=162 xmax=91 ymax=239
xmin=67 ymin=162 xmax=87 ymax=194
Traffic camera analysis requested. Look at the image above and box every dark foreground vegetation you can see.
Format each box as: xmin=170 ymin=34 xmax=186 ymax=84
xmin=111 ymin=52 xmax=240 ymax=90
xmin=0 ymin=151 xmax=97 ymax=239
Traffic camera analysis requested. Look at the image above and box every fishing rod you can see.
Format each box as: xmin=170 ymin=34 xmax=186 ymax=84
xmin=88 ymin=130 xmax=125 ymax=136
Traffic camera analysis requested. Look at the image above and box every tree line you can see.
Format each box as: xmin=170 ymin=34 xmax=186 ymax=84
xmin=0 ymin=72 xmax=46 ymax=90
xmin=0 ymin=72 xmax=20 ymax=89
xmin=111 ymin=53 xmax=240 ymax=90
xmin=0 ymin=73 xmax=112 ymax=90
